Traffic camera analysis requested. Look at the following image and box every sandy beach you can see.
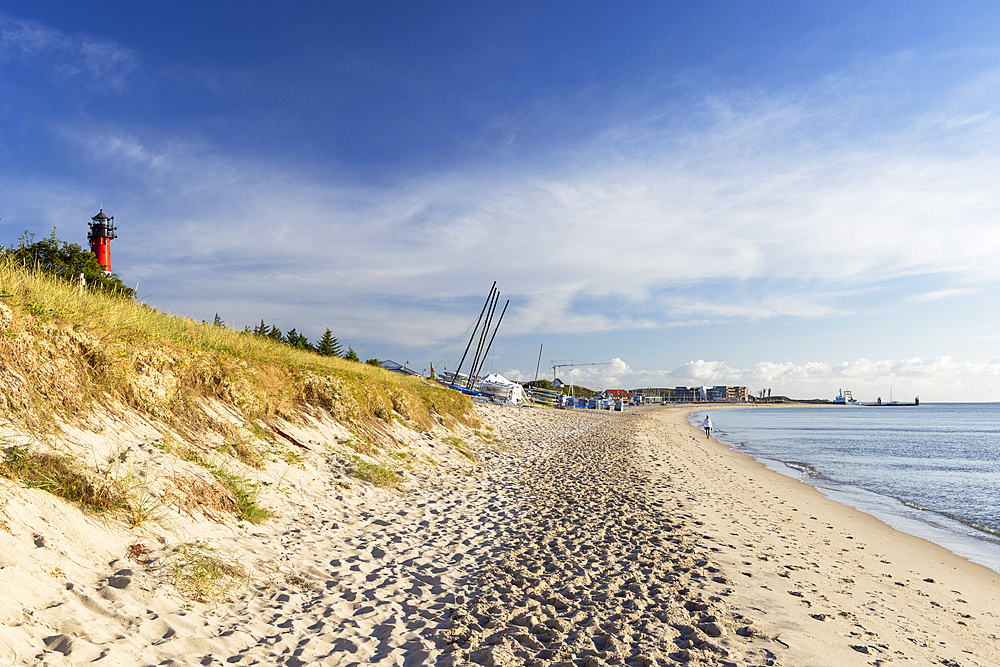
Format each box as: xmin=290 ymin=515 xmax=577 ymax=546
xmin=2 ymin=404 xmax=999 ymax=665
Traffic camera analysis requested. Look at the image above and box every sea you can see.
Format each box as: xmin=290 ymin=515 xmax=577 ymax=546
xmin=690 ymin=403 xmax=1000 ymax=574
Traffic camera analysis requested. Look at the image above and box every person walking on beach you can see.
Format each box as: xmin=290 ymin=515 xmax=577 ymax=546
xmin=703 ymin=414 xmax=712 ymax=439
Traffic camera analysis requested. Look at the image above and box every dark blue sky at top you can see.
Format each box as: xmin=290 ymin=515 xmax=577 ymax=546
xmin=9 ymin=0 xmax=997 ymax=180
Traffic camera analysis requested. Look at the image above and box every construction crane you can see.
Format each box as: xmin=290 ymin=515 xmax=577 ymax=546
xmin=551 ymin=360 xmax=612 ymax=397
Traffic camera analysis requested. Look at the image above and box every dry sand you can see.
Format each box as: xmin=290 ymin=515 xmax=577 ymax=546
xmin=1 ymin=404 xmax=998 ymax=665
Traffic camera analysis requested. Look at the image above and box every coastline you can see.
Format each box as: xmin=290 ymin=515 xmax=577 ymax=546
xmin=694 ymin=403 xmax=1000 ymax=576
xmin=640 ymin=406 xmax=1000 ymax=664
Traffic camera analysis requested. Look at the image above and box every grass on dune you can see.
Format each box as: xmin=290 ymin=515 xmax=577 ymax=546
xmin=0 ymin=259 xmax=475 ymax=438
xmin=0 ymin=260 xmax=481 ymax=528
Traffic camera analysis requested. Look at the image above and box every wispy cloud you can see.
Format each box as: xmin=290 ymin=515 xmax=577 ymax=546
xmin=908 ymin=287 xmax=981 ymax=303
xmin=4 ymin=35 xmax=1000 ymax=374
xmin=0 ymin=15 xmax=138 ymax=89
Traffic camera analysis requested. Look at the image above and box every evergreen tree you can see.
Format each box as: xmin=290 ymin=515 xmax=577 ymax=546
xmin=365 ymin=358 xmax=381 ymax=366
xmin=212 ymin=313 xmax=224 ymax=327
xmin=316 ymin=328 xmax=342 ymax=357
xmin=253 ymin=319 xmax=268 ymax=336
xmin=267 ymin=325 xmax=283 ymax=341
xmin=284 ymin=328 xmax=313 ymax=351
xmin=343 ymin=346 xmax=360 ymax=362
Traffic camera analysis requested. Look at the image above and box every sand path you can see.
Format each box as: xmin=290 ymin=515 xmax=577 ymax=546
xmin=442 ymin=406 xmax=781 ymax=666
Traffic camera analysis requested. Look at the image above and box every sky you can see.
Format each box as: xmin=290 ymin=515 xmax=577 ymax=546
xmin=2 ymin=1 xmax=1000 ymax=401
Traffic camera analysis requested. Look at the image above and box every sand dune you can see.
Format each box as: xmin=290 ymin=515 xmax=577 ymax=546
xmin=1 ymin=404 xmax=998 ymax=665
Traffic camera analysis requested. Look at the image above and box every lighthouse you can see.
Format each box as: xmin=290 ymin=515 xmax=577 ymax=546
xmin=88 ymin=208 xmax=117 ymax=272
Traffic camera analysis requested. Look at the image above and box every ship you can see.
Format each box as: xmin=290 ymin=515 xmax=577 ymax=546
xmin=834 ymin=389 xmax=858 ymax=405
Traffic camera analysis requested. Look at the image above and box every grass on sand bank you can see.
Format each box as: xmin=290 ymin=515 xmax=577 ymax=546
xmin=348 ymin=454 xmax=404 ymax=490
xmin=0 ymin=259 xmax=476 ymax=439
xmin=165 ymin=542 xmax=250 ymax=603
xmin=0 ymin=444 xmax=129 ymax=513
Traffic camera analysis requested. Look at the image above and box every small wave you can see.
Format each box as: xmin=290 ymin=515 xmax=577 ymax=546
xmin=783 ymin=460 xmax=823 ymax=478
xmin=897 ymin=499 xmax=1000 ymax=539
xmin=901 ymin=499 xmax=929 ymax=511
xmin=938 ymin=512 xmax=1000 ymax=539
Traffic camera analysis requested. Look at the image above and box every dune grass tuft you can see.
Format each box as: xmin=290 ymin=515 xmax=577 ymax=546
xmin=166 ymin=543 xmax=249 ymax=603
xmin=443 ymin=435 xmax=478 ymax=462
xmin=210 ymin=465 xmax=270 ymax=524
xmin=348 ymin=454 xmax=403 ymax=489
xmin=0 ymin=445 xmax=129 ymax=512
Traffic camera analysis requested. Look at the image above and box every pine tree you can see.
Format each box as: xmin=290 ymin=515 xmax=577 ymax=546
xmin=343 ymin=346 xmax=360 ymax=362
xmin=212 ymin=313 xmax=224 ymax=327
xmin=282 ymin=328 xmax=311 ymax=351
xmin=253 ymin=319 xmax=268 ymax=336
xmin=316 ymin=328 xmax=342 ymax=357
xmin=267 ymin=325 xmax=283 ymax=341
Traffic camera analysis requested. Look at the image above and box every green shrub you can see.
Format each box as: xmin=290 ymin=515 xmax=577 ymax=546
xmin=2 ymin=229 xmax=135 ymax=298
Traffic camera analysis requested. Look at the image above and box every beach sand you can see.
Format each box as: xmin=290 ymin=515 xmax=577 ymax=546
xmin=1 ymin=404 xmax=998 ymax=665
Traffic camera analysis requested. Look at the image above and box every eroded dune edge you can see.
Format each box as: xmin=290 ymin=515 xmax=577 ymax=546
xmin=2 ymin=404 xmax=999 ymax=666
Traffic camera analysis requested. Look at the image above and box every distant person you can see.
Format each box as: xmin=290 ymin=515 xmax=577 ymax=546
xmin=703 ymin=415 xmax=712 ymax=439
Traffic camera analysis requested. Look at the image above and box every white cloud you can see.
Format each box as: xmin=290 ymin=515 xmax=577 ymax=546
xmin=504 ymin=356 xmax=1000 ymax=402
xmin=50 ymin=73 xmax=1000 ymax=346
xmin=908 ymin=287 xmax=980 ymax=303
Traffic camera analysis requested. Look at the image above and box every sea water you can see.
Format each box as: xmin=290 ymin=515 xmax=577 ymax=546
xmin=692 ymin=403 xmax=1000 ymax=574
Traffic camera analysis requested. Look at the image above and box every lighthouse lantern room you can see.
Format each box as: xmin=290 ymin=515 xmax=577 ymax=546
xmin=88 ymin=208 xmax=117 ymax=272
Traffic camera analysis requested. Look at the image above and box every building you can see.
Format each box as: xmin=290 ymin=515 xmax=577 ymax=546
xmin=707 ymin=385 xmax=749 ymax=402
xmin=673 ymin=386 xmax=708 ymax=402
xmin=628 ymin=385 xmax=749 ymax=403
xmin=629 ymin=387 xmax=675 ymax=402
xmin=603 ymin=389 xmax=631 ymax=400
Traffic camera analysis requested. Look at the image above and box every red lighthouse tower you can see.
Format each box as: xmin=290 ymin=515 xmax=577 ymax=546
xmin=88 ymin=208 xmax=117 ymax=272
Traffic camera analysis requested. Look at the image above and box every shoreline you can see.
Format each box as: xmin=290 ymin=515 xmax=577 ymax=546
xmin=689 ymin=403 xmax=1000 ymax=576
xmin=641 ymin=406 xmax=1000 ymax=664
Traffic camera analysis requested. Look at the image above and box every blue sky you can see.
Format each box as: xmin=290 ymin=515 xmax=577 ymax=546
xmin=3 ymin=1 xmax=1000 ymax=400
